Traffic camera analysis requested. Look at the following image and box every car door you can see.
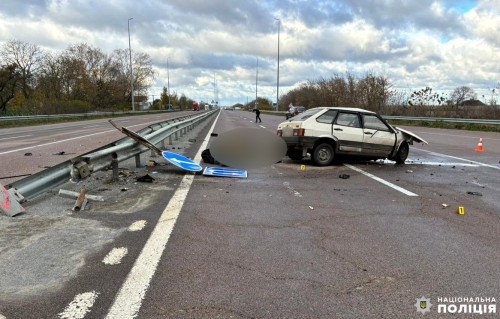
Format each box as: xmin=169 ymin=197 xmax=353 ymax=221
xmin=361 ymin=114 xmax=396 ymax=157
xmin=332 ymin=112 xmax=364 ymax=154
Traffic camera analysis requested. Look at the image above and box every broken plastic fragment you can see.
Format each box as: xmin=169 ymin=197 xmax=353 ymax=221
xmin=136 ymin=174 xmax=155 ymax=183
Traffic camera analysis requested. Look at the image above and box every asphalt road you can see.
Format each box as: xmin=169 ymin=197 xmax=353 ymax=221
xmin=1 ymin=110 xmax=499 ymax=318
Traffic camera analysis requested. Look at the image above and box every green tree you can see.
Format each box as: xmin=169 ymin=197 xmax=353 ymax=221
xmin=0 ymin=64 xmax=20 ymax=113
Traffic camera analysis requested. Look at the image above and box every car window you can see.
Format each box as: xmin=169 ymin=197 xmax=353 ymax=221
xmin=316 ymin=110 xmax=338 ymax=124
xmin=335 ymin=112 xmax=360 ymax=128
xmin=291 ymin=109 xmax=322 ymax=120
xmin=362 ymin=114 xmax=391 ymax=131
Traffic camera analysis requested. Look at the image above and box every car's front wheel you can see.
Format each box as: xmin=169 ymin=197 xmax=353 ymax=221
xmin=395 ymin=142 xmax=409 ymax=164
xmin=312 ymin=143 xmax=334 ymax=166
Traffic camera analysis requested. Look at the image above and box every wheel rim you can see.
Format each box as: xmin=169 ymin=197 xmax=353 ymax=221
xmin=317 ymin=147 xmax=331 ymax=162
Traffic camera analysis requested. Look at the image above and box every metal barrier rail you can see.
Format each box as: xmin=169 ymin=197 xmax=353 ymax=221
xmin=0 ymin=110 xmax=177 ymax=121
xmin=6 ymin=110 xmax=217 ymax=202
xmin=261 ymin=110 xmax=500 ymax=125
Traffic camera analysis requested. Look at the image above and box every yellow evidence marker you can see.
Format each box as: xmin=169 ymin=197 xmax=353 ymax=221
xmin=456 ymin=206 xmax=465 ymax=215
xmin=301 ymin=165 xmax=306 ymax=170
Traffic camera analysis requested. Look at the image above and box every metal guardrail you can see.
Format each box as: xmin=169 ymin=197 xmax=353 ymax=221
xmin=5 ymin=110 xmax=217 ymax=202
xmin=0 ymin=110 xmax=176 ymax=121
xmin=260 ymin=110 xmax=500 ymax=125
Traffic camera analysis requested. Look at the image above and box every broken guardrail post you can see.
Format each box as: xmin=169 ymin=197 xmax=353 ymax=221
xmin=59 ymin=189 xmax=104 ymax=202
xmin=111 ymin=159 xmax=119 ymax=182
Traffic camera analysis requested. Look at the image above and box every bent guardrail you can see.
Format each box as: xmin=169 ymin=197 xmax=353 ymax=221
xmin=5 ymin=110 xmax=217 ymax=203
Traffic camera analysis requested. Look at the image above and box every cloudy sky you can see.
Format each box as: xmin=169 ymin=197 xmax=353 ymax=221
xmin=1 ymin=0 xmax=499 ymax=106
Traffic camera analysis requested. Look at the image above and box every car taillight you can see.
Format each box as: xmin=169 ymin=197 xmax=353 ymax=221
xmin=292 ymin=129 xmax=305 ymax=136
xmin=277 ymin=130 xmax=282 ymax=136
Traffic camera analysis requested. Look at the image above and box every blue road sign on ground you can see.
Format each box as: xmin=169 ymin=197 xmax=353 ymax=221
xmin=203 ymin=167 xmax=247 ymax=178
xmin=162 ymin=151 xmax=202 ymax=172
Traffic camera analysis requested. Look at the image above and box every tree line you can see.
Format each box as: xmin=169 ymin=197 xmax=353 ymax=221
xmin=0 ymin=39 xmax=159 ymax=115
xmin=278 ymin=72 xmax=500 ymax=118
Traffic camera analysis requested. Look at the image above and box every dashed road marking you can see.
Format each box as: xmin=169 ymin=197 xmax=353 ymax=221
xmin=82 ymin=125 xmax=100 ymax=128
xmin=105 ymin=111 xmax=222 ymax=319
xmin=103 ymin=247 xmax=128 ymax=265
xmin=58 ymin=291 xmax=100 ymax=319
xmin=128 ymin=220 xmax=147 ymax=231
xmin=0 ymin=135 xmax=32 ymax=141
xmin=344 ymin=164 xmax=418 ymax=196
xmin=414 ymin=149 xmax=500 ymax=170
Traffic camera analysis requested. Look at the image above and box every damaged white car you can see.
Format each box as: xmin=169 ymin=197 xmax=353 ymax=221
xmin=277 ymin=107 xmax=428 ymax=166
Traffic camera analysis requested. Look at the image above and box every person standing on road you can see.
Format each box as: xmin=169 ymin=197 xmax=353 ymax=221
xmin=254 ymin=108 xmax=262 ymax=123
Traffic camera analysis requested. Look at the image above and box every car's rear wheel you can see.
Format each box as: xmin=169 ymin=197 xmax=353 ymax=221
xmin=312 ymin=143 xmax=334 ymax=166
xmin=395 ymin=142 xmax=409 ymax=164
xmin=287 ymin=149 xmax=303 ymax=161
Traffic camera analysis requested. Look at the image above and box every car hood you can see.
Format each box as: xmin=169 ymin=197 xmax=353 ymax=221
xmin=395 ymin=127 xmax=428 ymax=144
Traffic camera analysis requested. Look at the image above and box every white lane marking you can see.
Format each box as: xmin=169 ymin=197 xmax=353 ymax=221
xmin=406 ymin=161 xmax=479 ymax=167
xmin=0 ymin=134 xmax=32 ymax=141
xmin=106 ymin=112 xmax=221 ymax=319
xmin=128 ymin=220 xmax=147 ymax=231
xmin=120 ymin=120 xmax=130 ymax=123
xmin=82 ymin=125 xmax=100 ymax=128
xmin=103 ymin=247 xmax=128 ymax=265
xmin=283 ymin=182 xmax=302 ymax=197
xmin=0 ymin=121 xmax=160 ymax=156
xmin=410 ymin=131 xmax=500 ymax=141
xmin=58 ymin=291 xmax=100 ymax=319
xmin=344 ymin=164 xmax=418 ymax=197
xmin=259 ymin=125 xmax=266 ymax=129
xmin=414 ymin=148 xmax=500 ymax=171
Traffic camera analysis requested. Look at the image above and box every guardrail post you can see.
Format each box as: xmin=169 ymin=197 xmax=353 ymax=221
xmin=135 ymin=154 xmax=141 ymax=168
xmin=169 ymin=136 xmax=173 ymax=145
xmin=112 ymin=159 xmax=119 ymax=182
xmin=175 ymin=132 xmax=178 ymax=140
xmin=150 ymin=149 xmax=156 ymax=157
xmin=161 ymin=140 xmax=165 ymax=149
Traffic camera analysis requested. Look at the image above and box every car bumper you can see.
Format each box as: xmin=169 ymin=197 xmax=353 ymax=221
xmin=281 ymin=136 xmax=318 ymax=149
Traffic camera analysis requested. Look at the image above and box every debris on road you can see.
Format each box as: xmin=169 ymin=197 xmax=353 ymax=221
xmin=143 ymin=160 xmax=158 ymax=167
xmin=188 ymin=139 xmax=197 ymax=142
xmin=339 ymin=174 xmax=350 ymax=179
xmin=59 ymin=189 xmax=104 ymax=202
xmin=119 ymin=170 xmax=131 ymax=177
xmin=442 ymin=204 xmax=449 ymax=208
xmin=136 ymin=174 xmax=155 ymax=183
xmin=406 ymin=170 xmax=413 ymax=173
xmin=466 ymin=191 xmax=482 ymax=196
xmin=121 ymin=188 xmax=129 ymax=192
xmin=53 ymin=151 xmax=75 ymax=155
xmin=72 ymin=189 xmax=87 ymax=212
xmin=24 ymin=153 xmax=32 ymax=156
xmin=211 ymin=133 xmax=218 ymax=137
xmin=309 ymin=206 xmax=314 ymax=210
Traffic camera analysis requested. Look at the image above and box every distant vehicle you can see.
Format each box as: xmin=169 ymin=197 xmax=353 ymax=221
xmin=193 ymin=102 xmax=199 ymax=111
xmin=205 ymin=104 xmax=210 ymax=110
xmin=277 ymin=107 xmax=428 ymax=166
xmin=286 ymin=106 xmax=306 ymax=119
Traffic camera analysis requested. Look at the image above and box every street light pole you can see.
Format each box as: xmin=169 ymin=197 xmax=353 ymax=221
xmin=255 ymin=57 xmax=258 ymax=108
xmin=128 ymin=18 xmax=134 ymax=111
xmin=275 ymin=18 xmax=280 ymax=111
xmin=167 ymin=57 xmax=170 ymax=109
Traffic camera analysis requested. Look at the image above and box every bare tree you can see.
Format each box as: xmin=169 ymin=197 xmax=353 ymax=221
xmin=451 ymin=86 xmax=476 ymax=110
xmin=0 ymin=64 xmax=20 ymax=113
xmin=0 ymin=39 xmax=43 ymax=99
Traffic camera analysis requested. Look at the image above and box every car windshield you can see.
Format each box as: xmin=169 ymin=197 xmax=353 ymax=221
xmin=290 ymin=109 xmax=323 ymax=121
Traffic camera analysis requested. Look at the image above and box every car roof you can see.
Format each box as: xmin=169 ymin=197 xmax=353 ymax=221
xmin=309 ymin=107 xmax=376 ymax=114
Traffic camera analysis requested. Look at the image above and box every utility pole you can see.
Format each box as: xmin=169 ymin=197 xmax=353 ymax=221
xmin=255 ymin=57 xmax=258 ymax=108
xmin=128 ymin=18 xmax=134 ymax=111
xmin=275 ymin=18 xmax=280 ymax=111
xmin=167 ymin=57 xmax=171 ymax=109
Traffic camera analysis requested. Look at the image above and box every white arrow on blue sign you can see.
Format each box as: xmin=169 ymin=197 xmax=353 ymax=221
xmin=203 ymin=167 xmax=247 ymax=178
xmin=162 ymin=151 xmax=202 ymax=172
